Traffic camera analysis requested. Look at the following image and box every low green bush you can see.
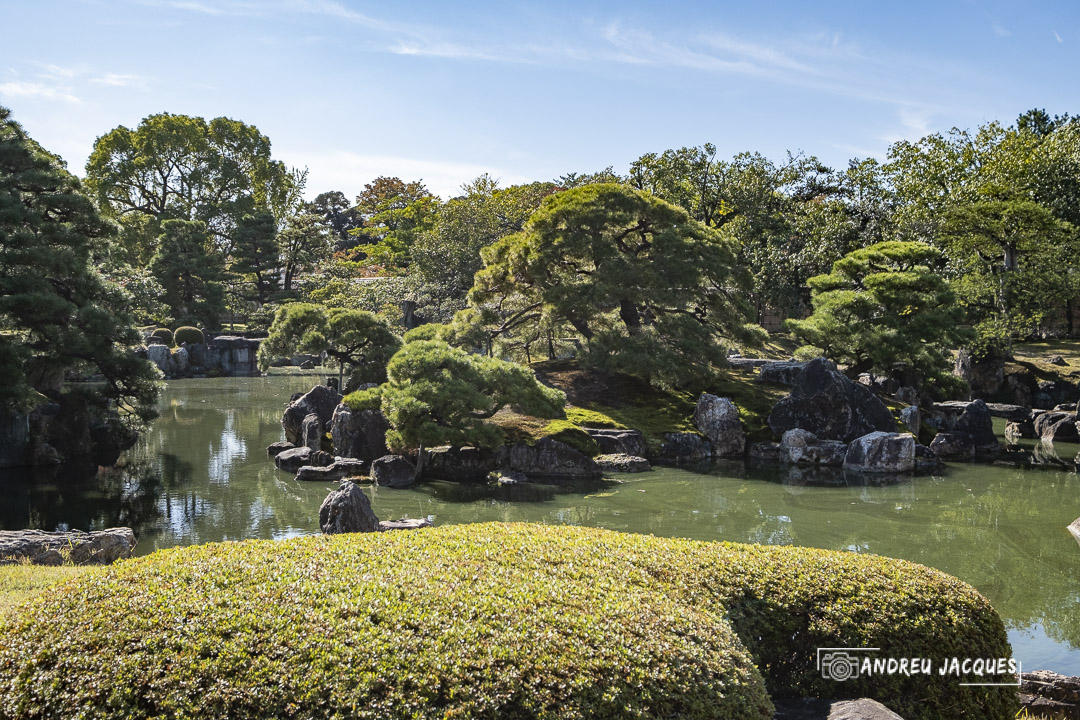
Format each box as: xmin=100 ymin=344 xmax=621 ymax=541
xmin=172 ymin=326 xmax=205 ymax=346
xmin=0 ymin=524 xmax=1016 ymax=720
xmin=149 ymin=327 xmax=172 ymax=347
xmin=342 ymin=386 xmax=382 ymax=412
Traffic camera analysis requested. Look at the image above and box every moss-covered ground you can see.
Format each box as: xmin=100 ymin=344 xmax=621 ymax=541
xmin=0 ymin=523 xmax=1016 ymax=720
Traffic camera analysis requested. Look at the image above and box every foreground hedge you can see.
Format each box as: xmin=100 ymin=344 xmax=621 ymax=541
xmin=0 ymin=524 xmax=1016 ymax=720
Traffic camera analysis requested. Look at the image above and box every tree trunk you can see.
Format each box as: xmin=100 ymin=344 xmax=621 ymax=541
xmin=414 ymin=442 xmax=425 ymax=480
xmin=619 ymin=299 xmax=642 ymax=335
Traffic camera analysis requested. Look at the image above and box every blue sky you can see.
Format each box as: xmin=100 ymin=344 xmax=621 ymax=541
xmin=1 ymin=0 xmax=1078 ymax=200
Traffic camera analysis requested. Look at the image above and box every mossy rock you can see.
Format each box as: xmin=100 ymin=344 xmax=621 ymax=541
xmin=0 ymin=524 xmax=1016 ymax=720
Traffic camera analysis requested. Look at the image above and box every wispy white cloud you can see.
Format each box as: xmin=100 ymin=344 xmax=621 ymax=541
xmin=992 ymin=23 xmax=1011 ymax=37
xmin=1054 ymin=30 xmax=1064 ymax=43
xmin=90 ymin=72 xmax=151 ymax=89
xmin=0 ymin=81 xmax=81 ymax=103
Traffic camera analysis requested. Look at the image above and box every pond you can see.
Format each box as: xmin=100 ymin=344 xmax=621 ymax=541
xmin=1 ymin=375 xmax=1078 ymax=675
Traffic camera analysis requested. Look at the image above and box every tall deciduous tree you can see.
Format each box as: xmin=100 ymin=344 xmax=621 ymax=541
xmin=277 ymin=212 xmax=333 ymax=294
xmin=85 ymin=112 xmax=299 ymax=263
xmin=0 ymin=105 xmax=159 ymax=428
xmin=469 ymin=184 xmax=762 ymax=387
xmin=150 ymin=220 xmax=227 ymax=329
xmin=788 ymin=241 xmax=967 ymax=389
xmin=350 ymin=176 xmax=439 ymax=269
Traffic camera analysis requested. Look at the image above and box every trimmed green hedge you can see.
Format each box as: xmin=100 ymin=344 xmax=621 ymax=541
xmin=149 ymin=327 xmax=173 ymax=347
xmin=0 ymin=524 xmax=1016 ymax=720
xmin=173 ymin=326 xmax=204 ymax=346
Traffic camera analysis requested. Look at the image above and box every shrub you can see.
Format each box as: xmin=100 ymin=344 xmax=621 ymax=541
xmin=342 ymin=386 xmax=382 ymax=412
xmin=172 ymin=326 xmax=204 ymax=346
xmin=0 ymin=525 xmax=773 ymax=720
xmin=0 ymin=524 xmax=1015 ymax=720
xmin=148 ymin=327 xmax=172 ymax=347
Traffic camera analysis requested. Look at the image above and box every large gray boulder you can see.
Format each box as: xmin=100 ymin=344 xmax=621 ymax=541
xmin=301 ymin=412 xmax=322 ymax=452
xmin=583 ymin=428 xmax=648 ymax=457
xmin=780 ymin=429 xmax=847 ymax=466
xmin=295 ymin=458 xmax=369 ymax=482
xmin=1035 ymin=411 xmax=1079 ymax=444
xmin=659 ymin=432 xmax=712 ymax=463
xmin=692 ymin=394 xmax=745 ymax=458
xmin=844 ymin=432 xmax=916 ymax=473
xmin=319 ymin=480 xmax=380 ymax=534
xmin=899 ymin=406 xmax=920 ymax=436
xmin=371 ymin=454 xmax=417 ymax=488
xmin=0 ymin=528 xmax=136 ymax=565
xmin=274 ymin=446 xmax=333 ymax=472
xmin=282 ymin=385 xmax=342 ymax=445
xmin=501 ymin=438 xmax=602 ymax=479
xmin=768 ymin=358 xmax=896 ymax=442
xmin=329 ymin=404 xmax=389 ymax=461
xmin=756 ymin=360 xmax=806 ymax=385
xmin=827 ymin=698 xmax=905 ymax=720
xmin=421 ymin=446 xmax=497 ymax=481
xmin=928 ymin=399 xmax=1001 ymax=458
xmin=146 ymin=344 xmax=170 ymax=374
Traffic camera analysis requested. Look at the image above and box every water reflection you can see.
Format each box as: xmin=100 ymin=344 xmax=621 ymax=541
xmin=0 ymin=376 xmax=1076 ymax=674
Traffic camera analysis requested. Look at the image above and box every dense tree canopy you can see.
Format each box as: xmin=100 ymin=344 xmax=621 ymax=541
xmin=150 ymin=220 xmax=227 ymax=329
xmin=788 ymin=241 xmax=967 ymax=389
xmin=258 ymin=303 xmax=400 ymax=389
xmin=0 ymin=105 xmax=158 ymax=426
xmin=468 ymin=183 xmax=761 ymax=387
xmin=85 ymin=112 xmax=299 ymax=263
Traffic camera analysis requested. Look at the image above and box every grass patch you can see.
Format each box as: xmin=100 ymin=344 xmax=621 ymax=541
xmin=563 ymin=407 xmax=626 ymax=429
xmin=0 ymin=524 xmax=1015 ymax=720
xmin=0 ymin=564 xmax=93 ymax=618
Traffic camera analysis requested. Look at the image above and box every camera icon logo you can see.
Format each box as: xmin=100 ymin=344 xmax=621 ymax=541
xmin=820 ymin=651 xmax=860 ymax=681
xmin=816 ymin=647 xmax=875 ymax=682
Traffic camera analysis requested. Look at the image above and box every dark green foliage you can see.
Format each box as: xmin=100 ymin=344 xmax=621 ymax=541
xmin=172 ymin=326 xmax=204 ymax=346
xmin=85 ymin=112 xmax=299 ymax=261
xmin=939 ymin=197 xmax=1078 ymax=357
xmin=229 ymin=211 xmax=280 ymax=304
xmin=0 ymin=105 xmax=159 ymax=426
xmin=788 ymin=241 xmax=968 ymax=387
xmin=257 ymin=303 xmax=401 ymax=388
xmin=469 ymin=184 xmax=762 ymax=388
xmin=149 ymin=328 xmax=173 ymax=347
xmin=380 ymin=340 xmax=566 ymax=451
xmin=150 ymin=219 xmax=227 ymax=330
xmin=0 ymin=524 xmax=1014 ymax=720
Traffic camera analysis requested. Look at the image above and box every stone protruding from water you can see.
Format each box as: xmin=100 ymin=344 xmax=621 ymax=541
xmin=692 ymin=394 xmax=745 ymax=459
xmin=929 ymin=399 xmax=1001 ymax=459
xmin=330 ymin=404 xmax=390 ymax=461
xmin=595 ymin=453 xmax=651 ymax=473
xmin=583 ymin=428 xmax=647 ymax=457
xmin=282 ymin=385 xmax=342 ymax=446
xmin=768 ymin=358 xmax=896 ymax=443
xmin=659 ymin=432 xmax=712 ymax=463
xmin=319 ymin=480 xmax=380 ymax=534
xmin=1020 ymin=670 xmax=1080 ymax=720
xmin=843 ymin=432 xmax=916 ymax=474
xmin=0 ymin=528 xmax=136 ymax=565
xmin=501 ymin=438 xmax=602 ymax=479
xmin=779 ymin=429 xmax=847 ymax=467
xmin=371 ymin=455 xmax=417 ymax=488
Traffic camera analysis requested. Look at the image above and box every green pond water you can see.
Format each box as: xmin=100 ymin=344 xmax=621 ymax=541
xmin=1 ymin=376 xmax=1078 ymax=674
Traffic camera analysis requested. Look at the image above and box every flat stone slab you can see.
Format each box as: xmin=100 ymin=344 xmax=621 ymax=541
xmin=378 ymin=518 xmax=434 ymax=532
xmin=0 ymin=528 xmax=136 ymax=565
xmin=933 ymin=401 xmax=1031 ymax=422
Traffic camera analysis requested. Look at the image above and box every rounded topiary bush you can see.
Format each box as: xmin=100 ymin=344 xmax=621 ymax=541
xmin=148 ymin=327 xmax=173 ymax=347
xmin=172 ymin=326 xmax=204 ymax=346
xmin=0 ymin=524 xmax=1016 ymax=720
xmin=0 ymin=525 xmax=774 ymax=720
